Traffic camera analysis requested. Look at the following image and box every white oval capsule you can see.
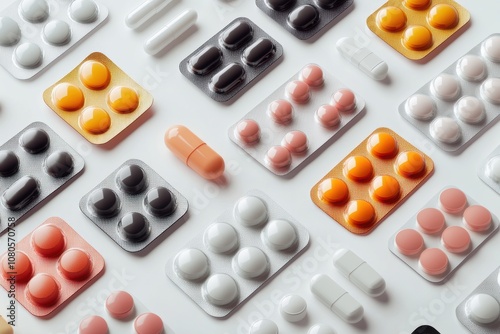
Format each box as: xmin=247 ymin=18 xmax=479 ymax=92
xmin=310 ymin=274 xmax=364 ymax=323
xmin=144 ymin=9 xmax=198 ymax=55
xmin=125 ymin=0 xmax=173 ymax=29
xmin=336 ymin=37 xmax=388 ymax=81
xmin=332 ymin=248 xmax=386 ymax=297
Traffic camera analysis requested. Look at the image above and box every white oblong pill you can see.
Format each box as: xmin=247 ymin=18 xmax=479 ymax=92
xmin=279 ymin=294 xmax=307 ymax=323
xmin=125 ymin=0 xmax=172 ymax=29
xmin=336 ymin=37 xmax=388 ymax=81
xmin=144 ymin=9 xmax=198 ymax=55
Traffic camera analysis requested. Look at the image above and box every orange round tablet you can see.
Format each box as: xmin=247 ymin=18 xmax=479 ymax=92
xmin=79 ymin=60 xmax=110 ymax=90
xmin=428 ymin=4 xmax=459 ymax=29
xmin=403 ymin=26 xmax=432 ymax=50
xmin=403 ymin=0 xmax=430 ymax=10
xmin=58 ymin=248 xmax=92 ymax=280
xmin=343 ymin=156 xmax=373 ymax=182
xmin=26 ymin=273 xmax=60 ymax=306
xmin=396 ymin=151 xmax=426 ymax=178
xmin=107 ymin=86 xmax=139 ymax=114
xmin=317 ymin=178 xmax=349 ymax=204
xmin=370 ymin=175 xmax=401 ymax=203
xmin=367 ymin=132 xmax=398 ymax=159
xmin=1 ymin=251 xmax=33 ymax=282
xmin=376 ymin=6 xmax=407 ymax=32
xmin=79 ymin=107 xmax=111 ymax=134
xmin=51 ymin=83 xmax=84 ymax=111
xmin=344 ymin=200 xmax=376 ymax=226
xmin=31 ymin=224 xmax=66 ymax=257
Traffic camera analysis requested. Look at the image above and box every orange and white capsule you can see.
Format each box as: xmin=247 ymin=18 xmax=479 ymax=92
xmin=165 ymin=125 xmax=225 ymax=180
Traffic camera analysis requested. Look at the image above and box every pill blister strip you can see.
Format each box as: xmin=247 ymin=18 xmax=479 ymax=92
xmin=0 ymin=0 xmax=108 ymax=80
xmin=0 ymin=217 xmax=105 ymax=317
xmin=228 ymin=64 xmax=365 ymax=176
xmin=456 ymin=266 xmax=500 ymax=333
xmin=165 ymin=190 xmax=310 ymax=318
xmin=179 ymin=17 xmax=283 ymax=102
xmin=398 ymin=34 xmax=500 ymax=153
xmin=0 ymin=122 xmax=84 ymax=230
xmin=366 ymin=0 xmax=470 ymax=60
xmin=255 ymin=0 xmax=353 ymax=40
xmin=388 ymin=187 xmax=499 ymax=283
xmin=79 ymin=159 xmax=188 ymax=253
xmin=478 ymin=144 xmax=500 ymax=195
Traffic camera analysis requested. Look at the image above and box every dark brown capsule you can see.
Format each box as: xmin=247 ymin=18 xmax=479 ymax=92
xmin=209 ymin=63 xmax=246 ymax=94
xmin=242 ymin=38 xmax=276 ymax=67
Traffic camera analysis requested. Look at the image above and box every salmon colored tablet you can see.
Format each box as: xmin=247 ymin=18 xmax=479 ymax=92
xmin=416 ymin=207 xmax=445 ymax=234
xmin=419 ymin=248 xmax=448 ymax=275
xmin=134 ymin=313 xmax=164 ymax=334
xmin=106 ymin=290 xmax=135 ymax=319
xmin=395 ymin=228 xmax=424 ymax=255
xmin=439 ymin=187 xmax=467 ymax=213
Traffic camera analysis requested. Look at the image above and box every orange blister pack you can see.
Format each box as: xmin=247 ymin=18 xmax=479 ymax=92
xmin=0 ymin=217 xmax=105 ymax=317
xmin=366 ymin=0 xmax=470 ymax=60
xmin=310 ymin=127 xmax=434 ymax=234
xmin=43 ymin=52 xmax=153 ymax=145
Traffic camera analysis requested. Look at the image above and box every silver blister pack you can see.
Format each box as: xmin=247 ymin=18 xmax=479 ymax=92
xmin=228 ymin=63 xmax=365 ymax=176
xmin=478 ymin=144 xmax=500 ymax=195
xmin=0 ymin=121 xmax=84 ymax=231
xmin=398 ymin=34 xmax=500 ymax=153
xmin=79 ymin=159 xmax=188 ymax=253
xmin=165 ymin=189 xmax=310 ymax=318
xmin=0 ymin=0 xmax=109 ymax=80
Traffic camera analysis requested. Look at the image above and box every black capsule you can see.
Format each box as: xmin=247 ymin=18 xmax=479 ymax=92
xmin=119 ymin=212 xmax=150 ymax=241
xmin=219 ymin=21 xmax=253 ymax=50
xmin=265 ymin=0 xmax=296 ymax=11
xmin=19 ymin=128 xmax=50 ymax=154
xmin=116 ymin=164 xmax=147 ymax=194
xmin=0 ymin=151 xmax=19 ymax=177
xmin=314 ymin=0 xmax=345 ymax=9
xmin=1 ymin=176 xmax=39 ymax=211
xmin=242 ymin=38 xmax=276 ymax=67
xmin=188 ymin=46 xmax=223 ymax=75
xmin=89 ymin=188 xmax=120 ymax=217
xmin=287 ymin=5 xmax=320 ymax=31
xmin=44 ymin=151 xmax=74 ymax=178
xmin=209 ymin=63 xmax=245 ymax=94
xmin=144 ymin=187 xmax=176 ymax=217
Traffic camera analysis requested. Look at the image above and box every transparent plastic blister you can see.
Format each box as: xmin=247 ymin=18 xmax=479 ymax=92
xmin=478 ymin=144 xmax=500 ymax=195
xmin=165 ymin=190 xmax=310 ymax=317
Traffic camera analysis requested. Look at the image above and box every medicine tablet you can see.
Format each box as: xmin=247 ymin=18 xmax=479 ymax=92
xmin=105 ymin=290 xmax=134 ymax=319
xmin=427 ymin=4 xmax=458 ymax=29
xmin=133 ymin=312 xmax=164 ymax=334
xmin=268 ymin=100 xmax=293 ymax=124
xmin=463 ymin=205 xmax=492 ymax=232
xmin=236 ymin=119 xmax=261 ymax=144
xmin=281 ymin=130 xmax=308 ymax=153
xmin=265 ymin=146 xmax=292 ymax=169
xmin=0 ymin=151 xmax=19 ymax=177
xmin=308 ymin=324 xmax=336 ymax=334
xmin=287 ymin=5 xmax=319 ymax=31
xmin=43 ymin=20 xmax=71 ymax=46
xmin=482 ymin=35 xmax=500 ymax=62
xmin=343 ymin=156 xmax=373 ymax=182
xmin=233 ymin=247 xmax=269 ymax=279
xmin=174 ymin=248 xmax=209 ymax=280
xmin=454 ymin=96 xmax=485 ymax=124
xmin=416 ymin=208 xmax=445 ymax=234
xmin=20 ymin=127 xmax=50 ymax=154
xmin=26 ymin=273 xmax=60 ymax=306
xmin=405 ymin=94 xmax=435 ymax=120
xmin=395 ymin=151 xmax=426 ymax=178
xmin=331 ymin=89 xmax=356 ymax=112
xmin=280 ymin=294 xmax=307 ymax=322
xmin=367 ymin=132 xmax=398 ymax=159
xmin=369 ymin=175 xmax=400 ymax=203
xmin=419 ymin=248 xmax=448 ymax=276
xmin=439 ymin=187 xmax=467 ymax=214
xmin=441 ymin=226 xmax=470 ymax=253
xmin=116 ymin=164 xmax=147 ymax=194
xmin=285 ymin=80 xmax=310 ymax=103
xmin=466 ymin=293 xmax=500 ymax=324
xmin=69 ymin=0 xmax=99 ymax=23
xmin=20 ymin=0 xmax=49 ymax=22
xmin=430 ymin=74 xmax=460 ymax=101
xmin=107 ymin=86 xmax=139 ymax=114
xmin=376 ymin=6 xmax=407 ymax=32
xmin=315 ymin=105 xmax=340 ymax=128
xmin=344 ymin=200 xmax=375 ymax=226
xmin=234 ymin=196 xmax=268 ymax=226
xmin=456 ymin=55 xmax=486 ymax=81
xmin=248 ymin=319 xmax=278 ymax=334
xmin=486 ymin=156 xmax=500 ymax=182
xmin=88 ymin=188 xmax=120 ymax=217
xmin=402 ymin=25 xmax=432 ymax=51
xmin=430 ymin=117 xmax=461 ymax=144
xmin=480 ymin=78 xmax=500 ymax=104
xmin=204 ymin=222 xmax=239 ymax=253
xmin=299 ymin=64 xmax=324 ymax=87
xmin=125 ymin=0 xmax=173 ymax=29
xmin=202 ymin=273 xmax=239 ymax=306
xmin=31 ymin=224 xmax=66 ymax=257
xmin=78 ymin=315 xmax=108 ymax=334
xmin=394 ymin=228 xmax=424 ymax=255
xmin=317 ymin=178 xmax=349 ymax=204
xmin=220 ymin=20 xmax=253 ymax=51
xmin=118 ymin=212 xmax=150 ymax=241
xmin=1 ymin=251 xmax=33 ymax=282
xmin=1 ymin=175 xmax=40 ymax=211
xmin=262 ymin=219 xmax=297 ymax=251
xmin=57 ymin=248 xmax=92 ymax=280
xmin=144 ymin=187 xmax=176 ymax=217
xmin=14 ymin=42 xmax=43 ymax=68
xmin=44 ymin=151 xmax=74 ymax=178
xmin=0 ymin=17 xmax=21 ymax=46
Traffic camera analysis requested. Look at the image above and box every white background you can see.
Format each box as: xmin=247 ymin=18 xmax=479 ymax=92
xmin=1 ymin=0 xmax=499 ymax=333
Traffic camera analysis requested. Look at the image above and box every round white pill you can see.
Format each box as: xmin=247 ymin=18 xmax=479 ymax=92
xmin=482 ymin=35 xmax=500 ymax=62
xmin=466 ymin=293 xmax=500 ymax=324
xmin=262 ymin=219 xmax=297 ymax=251
xmin=233 ymin=196 xmax=268 ymax=227
xmin=43 ymin=20 xmax=71 ymax=45
xmin=454 ymin=96 xmax=485 ymax=124
xmin=14 ymin=42 xmax=42 ymax=68
xmin=486 ymin=156 xmax=500 ymax=182
xmin=307 ymin=324 xmax=336 ymax=334
xmin=19 ymin=0 xmax=49 ymax=22
xmin=456 ymin=55 xmax=486 ymax=81
xmin=69 ymin=0 xmax=98 ymax=23
xmin=430 ymin=73 xmax=460 ymax=101
xmin=405 ymin=94 xmax=435 ymax=121
xmin=480 ymin=78 xmax=500 ymax=104
xmin=429 ymin=117 xmax=461 ymax=144
xmin=233 ymin=247 xmax=269 ymax=279
xmin=204 ymin=222 xmax=238 ymax=253
xmin=248 ymin=319 xmax=278 ymax=334
xmin=0 ymin=17 xmax=21 ymax=46
xmin=173 ymin=248 xmax=209 ymax=280
xmin=202 ymin=273 xmax=238 ymax=306
xmin=280 ymin=294 xmax=307 ymax=322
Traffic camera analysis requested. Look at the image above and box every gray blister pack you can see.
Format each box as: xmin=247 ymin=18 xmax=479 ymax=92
xmin=456 ymin=266 xmax=500 ymax=333
xmin=79 ymin=159 xmax=188 ymax=253
xmin=166 ymin=190 xmax=310 ymax=318
xmin=0 ymin=0 xmax=109 ymax=80
xmin=228 ymin=63 xmax=365 ymax=176
xmin=179 ymin=17 xmax=283 ymax=102
xmin=0 ymin=122 xmax=84 ymax=231
xmin=478 ymin=144 xmax=500 ymax=195
xmin=255 ymin=0 xmax=353 ymax=40
xmin=398 ymin=34 xmax=500 ymax=153
xmin=389 ymin=187 xmax=499 ymax=283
